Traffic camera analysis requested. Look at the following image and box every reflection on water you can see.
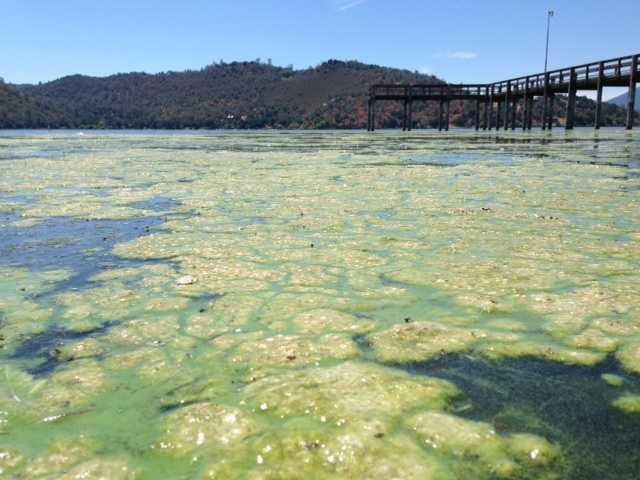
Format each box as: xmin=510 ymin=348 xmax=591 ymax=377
xmin=0 ymin=128 xmax=639 ymax=479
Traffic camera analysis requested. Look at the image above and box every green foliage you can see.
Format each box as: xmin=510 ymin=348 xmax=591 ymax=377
xmin=0 ymin=83 xmax=67 ymax=128
xmin=1 ymin=61 xmax=635 ymax=129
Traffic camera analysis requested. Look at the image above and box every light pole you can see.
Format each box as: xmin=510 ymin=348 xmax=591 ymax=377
xmin=544 ymin=10 xmax=554 ymax=74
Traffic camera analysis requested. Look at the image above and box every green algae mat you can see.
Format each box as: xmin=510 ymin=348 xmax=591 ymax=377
xmin=0 ymin=129 xmax=639 ymax=479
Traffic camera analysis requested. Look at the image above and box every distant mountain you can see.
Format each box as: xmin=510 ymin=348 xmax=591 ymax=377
xmin=9 ymin=61 xmax=441 ymax=129
xmin=1 ymin=60 xmax=636 ymax=129
xmin=608 ymin=91 xmax=640 ymax=112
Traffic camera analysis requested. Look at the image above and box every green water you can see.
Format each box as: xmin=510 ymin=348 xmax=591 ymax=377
xmin=0 ymin=129 xmax=639 ymax=479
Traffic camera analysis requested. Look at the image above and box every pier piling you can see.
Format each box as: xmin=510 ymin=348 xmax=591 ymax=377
xmin=566 ymin=68 xmax=577 ymax=130
xmin=483 ymin=86 xmax=490 ymax=130
xmin=542 ymin=73 xmax=550 ymax=131
xmin=371 ymin=100 xmax=376 ymax=131
xmin=595 ymin=62 xmax=604 ymax=129
xmin=475 ymin=87 xmax=481 ymax=131
xmin=445 ymin=98 xmax=450 ymax=131
xmin=522 ymin=79 xmax=529 ymax=131
xmin=627 ymin=55 xmax=638 ymax=130
xmin=488 ymin=86 xmax=494 ymax=130
xmin=402 ymin=99 xmax=408 ymax=131
xmin=503 ymin=82 xmax=511 ymax=130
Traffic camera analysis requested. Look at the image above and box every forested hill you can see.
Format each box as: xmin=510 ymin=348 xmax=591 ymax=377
xmin=1 ymin=60 xmax=635 ymax=129
xmin=9 ymin=61 xmax=437 ymax=129
xmin=0 ymin=81 xmax=67 ymax=128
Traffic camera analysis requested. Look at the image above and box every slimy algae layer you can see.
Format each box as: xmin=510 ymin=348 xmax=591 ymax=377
xmin=0 ymin=129 xmax=639 ymax=479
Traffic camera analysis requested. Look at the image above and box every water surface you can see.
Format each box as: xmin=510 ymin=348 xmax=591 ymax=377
xmin=0 ymin=129 xmax=639 ymax=479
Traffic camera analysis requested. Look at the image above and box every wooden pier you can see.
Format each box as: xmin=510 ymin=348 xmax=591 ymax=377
xmin=368 ymin=54 xmax=638 ymax=131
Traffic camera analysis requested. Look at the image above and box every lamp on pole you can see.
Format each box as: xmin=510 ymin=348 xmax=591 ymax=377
xmin=544 ymin=10 xmax=554 ymax=73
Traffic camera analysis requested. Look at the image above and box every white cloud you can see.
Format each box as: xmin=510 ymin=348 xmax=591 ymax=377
xmin=334 ymin=0 xmax=368 ymax=11
xmin=434 ymin=51 xmax=478 ymax=60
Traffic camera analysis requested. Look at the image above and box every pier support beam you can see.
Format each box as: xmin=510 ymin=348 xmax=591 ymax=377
xmin=547 ymin=94 xmax=555 ymax=130
xmin=503 ymin=82 xmax=511 ymax=130
xmin=367 ymin=100 xmax=370 ymax=131
xmin=402 ymin=100 xmax=408 ymax=131
xmin=527 ymin=96 xmax=534 ymax=130
xmin=371 ymin=100 xmax=376 ymax=132
xmin=496 ymin=86 xmax=502 ymax=131
xmin=595 ymin=62 xmax=604 ymax=129
xmin=488 ymin=87 xmax=494 ymax=130
xmin=438 ymin=100 xmax=444 ymax=131
xmin=522 ymin=80 xmax=529 ymax=131
xmin=566 ymin=68 xmax=577 ymax=130
xmin=627 ymin=54 xmax=638 ymax=130
xmin=445 ymin=99 xmax=450 ymax=131
xmin=407 ymin=100 xmax=413 ymax=131
xmin=475 ymin=87 xmax=481 ymax=131
xmin=511 ymin=97 xmax=517 ymax=130
xmin=483 ymin=87 xmax=490 ymax=130
xmin=542 ymin=73 xmax=550 ymax=130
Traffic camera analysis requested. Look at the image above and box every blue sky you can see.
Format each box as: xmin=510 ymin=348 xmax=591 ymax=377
xmin=2 ymin=0 xmax=638 ymax=98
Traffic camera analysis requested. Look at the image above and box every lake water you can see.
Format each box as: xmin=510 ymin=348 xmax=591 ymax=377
xmin=1 ymin=129 xmax=639 ymax=479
